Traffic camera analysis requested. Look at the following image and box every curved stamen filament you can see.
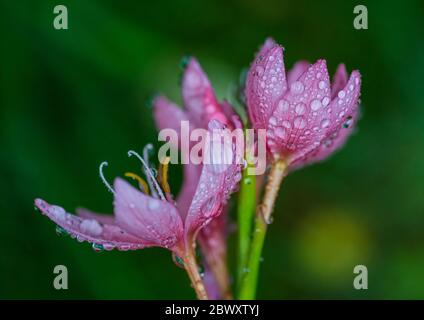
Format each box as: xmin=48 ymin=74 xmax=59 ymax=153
xmin=142 ymin=144 xmax=159 ymax=198
xmin=159 ymin=156 xmax=171 ymax=195
xmin=125 ymin=172 xmax=149 ymax=194
xmin=99 ymin=161 xmax=115 ymax=195
xmin=127 ymin=150 xmax=166 ymax=201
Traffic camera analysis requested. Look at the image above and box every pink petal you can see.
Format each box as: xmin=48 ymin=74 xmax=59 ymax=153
xmin=287 ymin=60 xmax=310 ymax=84
xmin=246 ymin=44 xmax=288 ymax=129
xmin=153 ymin=95 xmax=190 ymax=134
xmin=76 ymin=207 xmax=115 ymax=225
xmin=289 ymin=70 xmax=361 ymax=170
xmin=312 ymin=109 xmax=359 ymax=162
xmin=113 ymin=178 xmax=184 ymax=251
xmin=267 ymin=59 xmax=331 ymax=163
xmin=184 ymin=121 xmax=242 ymax=240
xmin=34 ymin=198 xmax=150 ymax=251
xmin=201 ymin=265 xmax=221 ymax=300
xmin=198 ymin=212 xmax=229 ymax=299
xmin=256 ymin=37 xmax=277 ymax=58
xmin=182 ymin=58 xmax=222 ymax=127
xmin=328 ymin=70 xmax=361 ymax=131
xmin=176 ymin=162 xmax=202 ymax=219
xmin=331 ymin=64 xmax=349 ymax=99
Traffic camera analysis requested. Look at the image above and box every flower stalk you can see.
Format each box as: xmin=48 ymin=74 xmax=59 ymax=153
xmin=237 ymin=131 xmax=257 ymax=285
xmin=184 ymin=247 xmax=209 ymax=300
xmin=238 ymin=159 xmax=286 ymax=299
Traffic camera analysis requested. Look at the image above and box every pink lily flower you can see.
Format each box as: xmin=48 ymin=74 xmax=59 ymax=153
xmin=153 ymin=57 xmax=240 ymax=299
xmin=34 ymin=120 xmax=242 ymax=300
xmin=246 ymin=38 xmax=362 ymax=171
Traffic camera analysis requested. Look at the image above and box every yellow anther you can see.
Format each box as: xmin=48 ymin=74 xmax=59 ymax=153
xmin=158 ymin=157 xmax=171 ymax=195
xmin=125 ymin=172 xmax=149 ymax=194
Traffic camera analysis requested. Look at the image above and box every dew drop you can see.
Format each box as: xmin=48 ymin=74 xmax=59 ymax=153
xmin=343 ymin=116 xmax=353 ymax=128
xmin=186 ymin=72 xmax=200 ymax=88
xmin=55 ymin=226 xmax=68 ymax=237
xmin=318 ymin=80 xmax=326 ymax=89
xmin=80 ymin=219 xmax=103 ymax=236
xmin=338 ymin=90 xmax=346 ymax=99
xmin=269 ymin=116 xmax=277 ymax=126
xmin=92 ymin=243 xmax=104 ymax=252
xmin=310 ymin=99 xmax=322 ymax=111
xmin=255 ymin=65 xmax=264 ymax=76
xmin=322 ymin=96 xmax=330 ymax=107
xmin=172 ymin=253 xmax=185 ymax=268
xmin=148 ymin=199 xmax=160 ymax=211
xmin=295 ymin=103 xmax=306 ymax=115
xmin=274 ymin=127 xmax=286 ymax=138
xmin=294 ymin=116 xmax=306 ymax=129
xmin=290 ymin=81 xmax=304 ymax=95
xmin=282 ymin=120 xmax=291 ymax=129
xmin=49 ymin=205 xmax=66 ymax=220
xmin=103 ymin=243 xmax=115 ymax=251
xmin=265 ymin=216 xmax=274 ymax=224
xmin=321 ymin=119 xmax=330 ymax=128
xmin=162 ymin=236 xmax=177 ymax=248
xmin=277 ymin=99 xmax=289 ymax=113
xmin=201 ymin=196 xmax=219 ymax=218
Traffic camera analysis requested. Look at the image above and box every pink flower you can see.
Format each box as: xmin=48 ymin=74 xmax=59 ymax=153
xmin=246 ymin=38 xmax=362 ymax=171
xmin=34 ymin=121 xmax=242 ymax=260
xmin=153 ymin=57 xmax=239 ymax=299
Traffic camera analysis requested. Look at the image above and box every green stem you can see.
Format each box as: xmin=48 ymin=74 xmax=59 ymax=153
xmin=237 ymin=130 xmax=257 ymax=287
xmin=237 ymin=164 xmax=257 ymax=285
xmin=238 ymin=159 xmax=286 ymax=299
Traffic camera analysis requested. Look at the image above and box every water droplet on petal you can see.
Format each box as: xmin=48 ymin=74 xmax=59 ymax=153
xmin=274 ymin=127 xmax=286 ymax=138
xmin=282 ymin=120 xmax=291 ymax=129
xmin=322 ymin=96 xmax=330 ymax=106
xmin=295 ymin=103 xmax=306 ymax=115
xmin=294 ymin=116 xmax=306 ymax=129
xmin=148 ymin=199 xmax=160 ymax=211
xmin=255 ymin=65 xmax=264 ymax=76
xmin=338 ymin=90 xmax=346 ymax=98
xmin=162 ymin=236 xmax=177 ymax=248
xmin=80 ymin=219 xmax=103 ymax=236
xmin=201 ymin=196 xmax=219 ymax=218
xmin=92 ymin=243 xmax=104 ymax=252
xmin=343 ymin=116 xmax=353 ymax=128
xmin=277 ymin=99 xmax=289 ymax=113
xmin=290 ymin=81 xmax=304 ymax=95
xmin=55 ymin=226 xmax=68 ymax=237
xmin=186 ymin=72 xmax=200 ymax=88
xmin=172 ymin=253 xmax=185 ymax=268
xmin=310 ymin=99 xmax=322 ymax=111
xmin=269 ymin=116 xmax=277 ymax=126
xmin=318 ymin=80 xmax=326 ymax=89
xmin=49 ymin=205 xmax=66 ymax=220
xmin=103 ymin=243 xmax=115 ymax=251
xmin=321 ymin=119 xmax=330 ymax=128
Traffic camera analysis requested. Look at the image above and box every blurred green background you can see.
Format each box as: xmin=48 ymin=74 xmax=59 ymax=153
xmin=1 ymin=0 xmax=423 ymax=299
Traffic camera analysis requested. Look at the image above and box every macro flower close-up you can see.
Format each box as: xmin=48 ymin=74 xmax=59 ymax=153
xmin=2 ymin=0 xmax=424 ymax=309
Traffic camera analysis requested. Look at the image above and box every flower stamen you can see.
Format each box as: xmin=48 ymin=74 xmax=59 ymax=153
xmin=158 ymin=156 xmax=171 ymax=195
xmin=125 ymin=172 xmax=150 ymax=194
xmin=127 ymin=149 xmax=166 ymax=201
xmin=99 ymin=161 xmax=115 ymax=195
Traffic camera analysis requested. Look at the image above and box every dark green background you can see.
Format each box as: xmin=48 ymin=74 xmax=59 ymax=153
xmin=1 ymin=0 xmax=423 ymax=299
